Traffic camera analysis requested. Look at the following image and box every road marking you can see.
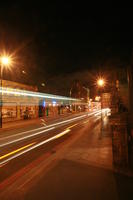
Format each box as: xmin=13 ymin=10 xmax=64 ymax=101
xmin=41 ymin=122 xmax=47 ymax=126
xmin=0 ymin=143 xmax=35 ymax=160
xmin=66 ymin=123 xmax=78 ymax=130
xmin=0 ymin=129 xmax=71 ymax=166
xmin=40 ymin=119 xmax=47 ymax=126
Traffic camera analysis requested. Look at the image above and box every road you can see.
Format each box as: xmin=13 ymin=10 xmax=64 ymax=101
xmin=0 ymin=110 xmax=102 ymax=198
xmin=1 ymin=109 xmax=132 ymax=200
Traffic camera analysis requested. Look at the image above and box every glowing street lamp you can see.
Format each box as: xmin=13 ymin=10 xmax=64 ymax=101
xmin=1 ymin=56 xmax=10 ymax=66
xmin=95 ymin=96 xmax=101 ymax=101
xmin=96 ymin=78 xmax=106 ymax=139
xmin=0 ymin=55 xmax=12 ymax=128
xmin=0 ymin=56 xmax=12 ymax=68
xmin=22 ymin=70 xmax=27 ymax=74
xmin=97 ymin=78 xmax=105 ymax=87
xmin=41 ymin=83 xmax=45 ymax=87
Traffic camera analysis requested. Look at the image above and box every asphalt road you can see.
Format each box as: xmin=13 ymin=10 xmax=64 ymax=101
xmin=0 ymin=110 xmax=102 ymax=198
xmin=0 ymin=109 xmax=133 ymax=200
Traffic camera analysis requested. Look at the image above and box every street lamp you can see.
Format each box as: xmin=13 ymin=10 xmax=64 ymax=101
xmin=41 ymin=83 xmax=45 ymax=87
xmin=97 ymin=78 xmax=105 ymax=87
xmin=22 ymin=70 xmax=27 ymax=75
xmin=97 ymin=78 xmax=105 ymax=139
xmin=0 ymin=55 xmax=12 ymax=128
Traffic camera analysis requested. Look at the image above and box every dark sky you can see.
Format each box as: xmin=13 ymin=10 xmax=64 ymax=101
xmin=0 ymin=2 xmax=133 ymax=89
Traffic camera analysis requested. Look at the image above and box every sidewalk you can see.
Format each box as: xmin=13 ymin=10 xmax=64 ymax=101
xmin=24 ymin=117 xmax=133 ymax=200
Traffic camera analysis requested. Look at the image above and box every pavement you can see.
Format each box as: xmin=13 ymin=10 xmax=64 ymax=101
xmin=18 ymin=116 xmax=133 ymax=199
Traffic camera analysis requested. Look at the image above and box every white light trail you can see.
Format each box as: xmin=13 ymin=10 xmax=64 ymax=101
xmin=0 ymin=87 xmax=79 ymax=101
xmin=0 ymin=110 xmax=105 ymax=165
xmin=94 ymin=108 xmax=110 ymax=116
xmin=0 ymin=110 xmax=101 ymax=147
xmin=0 ymin=129 xmax=70 ymax=166
xmin=94 ymin=111 xmax=102 ymax=116
xmin=0 ymin=114 xmax=87 ymax=146
xmin=0 ymin=127 xmax=55 ymax=147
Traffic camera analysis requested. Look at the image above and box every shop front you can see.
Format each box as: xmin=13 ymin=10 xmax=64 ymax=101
xmin=2 ymin=80 xmax=39 ymax=123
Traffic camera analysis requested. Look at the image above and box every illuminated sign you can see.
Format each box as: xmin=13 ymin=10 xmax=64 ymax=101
xmin=43 ymin=100 xmax=46 ymax=107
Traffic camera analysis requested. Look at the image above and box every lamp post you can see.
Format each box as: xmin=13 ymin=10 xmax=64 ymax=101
xmin=0 ymin=55 xmax=11 ymax=128
xmin=97 ymin=78 xmax=105 ymax=138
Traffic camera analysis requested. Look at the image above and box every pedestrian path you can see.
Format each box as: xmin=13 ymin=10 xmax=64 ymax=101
xmin=62 ymin=117 xmax=113 ymax=170
xmin=25 ymin=117 xmax=133 ymax=200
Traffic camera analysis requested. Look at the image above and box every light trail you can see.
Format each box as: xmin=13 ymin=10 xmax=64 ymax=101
xmin=94 ymin=108 xmax=110 ymax=116
xmin=83 ymin=120 xmax=90 ymax=124
xmin=0 ymin=143 xmax=35 ymax=160
xmin=0 ymin=113 xmax=88 ymax=142
xmin=66 ymin=123 xmax=78 ymax=129
xmin=0 ymin=113 xmax=89 ymax=146
xmin=0 ymin=127 xmax=55 ymax=148
xmin=94 ymin=111 xmax=102 ymax=116
xmin=0 ymin=129 xmax=71 ymax=166
xmin=0 ymin=110 xmax=107 ymax=166
xmin=0 ymin=87 xmax=79 ymax=101
xmin=0 ymin=110 xmax=101 ymax=148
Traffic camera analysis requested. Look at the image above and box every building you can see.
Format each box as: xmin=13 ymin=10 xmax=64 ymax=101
xmin=2 ymin=80 xmax=39 ymax=122
xmin=1 ymin=80 xmax=81 ymax=123
xmin=70 ymin=80 xmax=90 ymax=101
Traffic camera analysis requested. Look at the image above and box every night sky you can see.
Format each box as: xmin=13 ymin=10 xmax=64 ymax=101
xmin=0 ymin=2 xmax=133 ymax=94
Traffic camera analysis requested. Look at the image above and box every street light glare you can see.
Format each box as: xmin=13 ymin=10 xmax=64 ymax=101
xmin=1 ymin=56 xmax=10 ymax=65
xmin=95 ymin=96 xmax=101 ymax=101
xmin=41 ymin=83 xmax=45 ymax=87
xmin=97 ymin=79 xmax=105 ymax=87
xmin=0 ymin=54 xmax=14 ymax=71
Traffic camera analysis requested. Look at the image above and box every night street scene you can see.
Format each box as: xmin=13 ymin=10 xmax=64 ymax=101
xmin=0 ymin=2 xmax=133 ymax=200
